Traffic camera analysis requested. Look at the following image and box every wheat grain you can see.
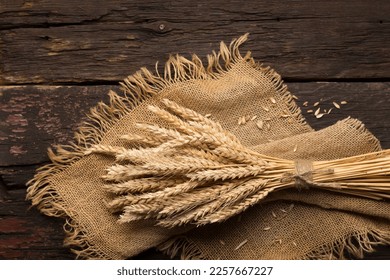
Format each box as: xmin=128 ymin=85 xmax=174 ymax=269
xmin=156 ymin=181 xmax=241 ymax=221
xmin=333 ymin=102 xmax=340 ymax=109
xmin=102 ymin=164 xmax=158 ymax=182
xmin=234 ymin=239 xmax=248 ymax=250
xmin=187 ymin=165 xmax=265 ymax=181
xmin=273 ymin=239 xmax=282 ymax=245
xmin=256 ymin=120 xmax=264 ymax=130
xmin=85 ymin=144 xmax=127 ymax=156
xmin=120 ymin=134 xmax=162 ymax=147
xmin=103 ymin=177 xmax=184 ymax=194
xmin=198 ymin=188 xmax=273 ymax=224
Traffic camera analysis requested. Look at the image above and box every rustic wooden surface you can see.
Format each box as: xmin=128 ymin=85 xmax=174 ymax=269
xmin=0 ymin=0 xmax=389 ymax=259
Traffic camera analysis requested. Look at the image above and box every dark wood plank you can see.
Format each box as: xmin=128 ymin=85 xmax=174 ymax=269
xmin=0 ymin=188 xmax=74 ymax=259
xmin=1 ymin=82 xmax=389 ymax=171
xmin=0 ymin=85 xmax=115 ymax=167
xmin=0 ymin=0 xmax=389 ymax=84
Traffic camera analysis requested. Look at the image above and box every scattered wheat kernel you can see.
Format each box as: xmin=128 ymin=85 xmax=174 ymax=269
xmin=251 ymin=115 xmax=258 ymax=121
xmin=314 ymin=107 xmax=321 ymax=116
xmin=205 ymin=113 xmax=212 ymax=118
xmin=288 ymin=203 xmax=295 ymax=211
xmin=266 ymin=123 xmax=271 ymax=130
xmin=281 ymin=114 xmax=290 ymax=118
xmin=293 ymin=144 xmax=298 ymax=152
xmin=270 ymin=97 xmax=276 ymax=104
xmin=256 ymin=120 xmax=264 ymax=130
xmin=273 ymin=239 xmax=282 ymax=245
xmin=272 ymin=211 xmax=277 ymax=218
xmin=234 ymin=239 xmax=248 ymax=251
xmin=292 ymin=95 xmax=298 ymax=100
xmin=341 ymin=101 xmax=347 ymax=105
xmin=314 ymin=101 xmax=320 ymax=107
xmin=262 ymin=106 xmax=269 ymax=112
xmin=280 ymin=208 xmax=287 ymax=213
xmin=219 ymin=240 xmax=226 ymax=246
xmin=242 ymin=116 xmax=247 ymax=125
xmin=292 ymin=241 xmax=297 ymax=247
xmin=307 ymin=109 xmax=313 ymax=113
xmin=316 ymin=113 xmax=324 ymax=119
xmin=237 ymin=117 xmax=242 ymax=125
xmin=263 ymin=227 xmax=271 ymax=231
xmin=333 ymin=101 xmax=340 ymax=109
xmin=303 ymin=101 xmax=308 ymax=106
xmin=327 ymin=108 xmax=333 ymax=114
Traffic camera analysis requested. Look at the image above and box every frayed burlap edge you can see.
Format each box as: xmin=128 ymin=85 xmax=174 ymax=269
xmin=302 ymin=229 xmax=390 ymax=260
xmin=26 ymin=33 xmax=309 ymax=259
xmin=158 ymin=229 xmax=390 ymax=260
xmin=342 ymin=118 xmax=382 ymax=153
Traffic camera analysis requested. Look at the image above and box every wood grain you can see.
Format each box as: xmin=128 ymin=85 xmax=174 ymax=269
xmin=1 ymin=0 xmax=389 ymax=84
xmin=0 ymin=0 xmax=389 ymax=260
xmin=0 ymin=189 xmax=74 ymax=259
xmin=0 ymin=85 xmax=115 ymax=167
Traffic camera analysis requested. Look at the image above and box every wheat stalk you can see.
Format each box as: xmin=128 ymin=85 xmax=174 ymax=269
xmin=86 ymin=99 xmax=390 ymax=226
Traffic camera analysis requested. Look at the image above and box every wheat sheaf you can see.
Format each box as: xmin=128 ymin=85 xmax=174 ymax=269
xmin=86 ymin=99 xmax=390 ymax=227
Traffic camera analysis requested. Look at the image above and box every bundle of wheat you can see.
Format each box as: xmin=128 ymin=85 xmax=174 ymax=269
xmin=86 ymin=99 xmax=390 ymax=228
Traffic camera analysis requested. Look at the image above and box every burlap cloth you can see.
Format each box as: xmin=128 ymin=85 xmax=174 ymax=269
xmin=27 ymin=34 xmax=390 ymax=259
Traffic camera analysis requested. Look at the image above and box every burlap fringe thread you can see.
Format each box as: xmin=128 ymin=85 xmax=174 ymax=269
xmin=26 ymin=34 xmax=390 ymax=259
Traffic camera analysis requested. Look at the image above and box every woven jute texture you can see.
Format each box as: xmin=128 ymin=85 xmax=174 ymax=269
xmin=27 ymin=34 xmax=390 ymax=259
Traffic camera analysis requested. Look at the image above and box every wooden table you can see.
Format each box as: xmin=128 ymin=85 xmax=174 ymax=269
xmin=0 ymin=1 xmax=389 ymax=259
